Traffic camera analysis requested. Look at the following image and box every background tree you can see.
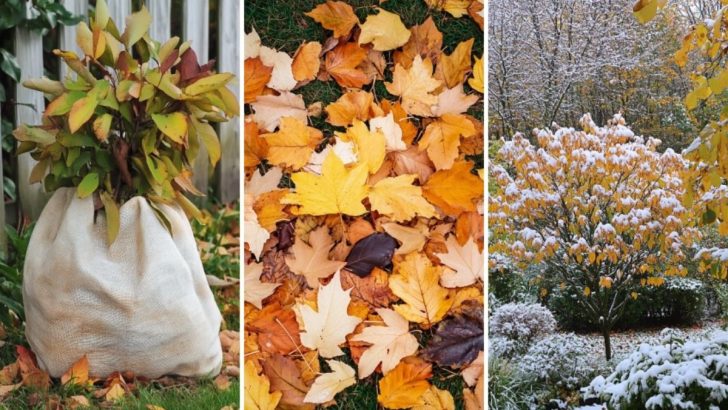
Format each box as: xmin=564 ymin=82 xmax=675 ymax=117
xmin=489 ymin=114 xmax=699 ymax=360
xmin=488 ymin=0 xmax=700 ymax=148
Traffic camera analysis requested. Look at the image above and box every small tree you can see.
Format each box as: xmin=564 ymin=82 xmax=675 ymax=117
xmin=490 ymin=113 xmax=699 ymax=360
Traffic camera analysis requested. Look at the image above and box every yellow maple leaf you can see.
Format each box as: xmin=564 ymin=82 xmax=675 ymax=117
xmin=244 ymin=360 xmax=282 ymax=410
xmin=424 ymin=0 xmax=472 ymax=18
xmin=386 ymin=56 xmax=442 ymax=117
xmin=468 ymin=56 xmax=483 ymax=93
xmin=305 ymin=0 xmax=359 ymax=38
xmin=435 ymin=39 xmax=474 ymax=88
xmin=283 ymin=150 xmax=369 ymax=216
xmin=260 ymin=116 xmax=322 ymax=170
xmin=336 ymin=120 xmax=386 ymax=174
xmin=419 ymin=113 xmax=476 ymax=170
xmin=358 ymin=8 xmax=411 ymax=51
xmin=369 ymin=175 xmax=436 ymax=222
xmin=389 ymin=252 xmax=453 ymax=328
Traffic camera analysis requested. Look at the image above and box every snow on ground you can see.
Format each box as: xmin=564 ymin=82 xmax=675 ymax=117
xmin=560 ymin=320 xmax=722 ymax=363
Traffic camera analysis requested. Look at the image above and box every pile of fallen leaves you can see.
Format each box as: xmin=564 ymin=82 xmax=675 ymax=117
xmin=243 ymin=1 xmax=484 ymax=408
xmin=0 ymin=335 xmax=238 ymax=409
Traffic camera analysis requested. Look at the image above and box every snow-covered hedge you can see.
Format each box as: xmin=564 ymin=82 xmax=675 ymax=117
xmin=582 ymin=330 xmax=728 ymax=409
xmin=490 ymin=302 xmax=556 ymax=357
xmin=519 ymin=333 xmax=609 ymax=391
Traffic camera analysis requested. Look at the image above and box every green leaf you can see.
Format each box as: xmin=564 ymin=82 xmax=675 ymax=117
xmin=99 ymin=191 xmax=119 ymax=244
xmin=77 ymin=173 xmax=99 ymax=198
xmin=0 ymin=49 xmax=20 ymax=82
xmin=151 ymin=112 xmax=188 ymax=144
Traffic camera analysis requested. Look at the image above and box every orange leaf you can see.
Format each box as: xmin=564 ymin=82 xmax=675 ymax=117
xmin=325 ymin=90 xmax=379 ymax=127
xmin=377 ymin=357 xmax=432 ymax=408
xmin=292 ymin=42 xmax=322 ymax=82
xmin=324 ymin=42 xmax=371 ymax=89
xmin=61 ymin=355 xmax=89 ymax=387
xmin=305 ymin=1 xmax=359 ymax=38
xmin=423 ymin=160 xmax=483 ymax=217
xmin=248 ymin=303 xmax=302 ymax=355
xmin=244 ymin=57 xmax=273 ymax=103
xmin=244 ymin=117 xmax=268 ymax=169
xmin=393 ymin=17 xmax=443 ymax=69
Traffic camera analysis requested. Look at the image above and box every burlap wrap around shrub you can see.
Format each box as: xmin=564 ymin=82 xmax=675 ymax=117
xmin=23 ymin=188 xmax=222 ymax=378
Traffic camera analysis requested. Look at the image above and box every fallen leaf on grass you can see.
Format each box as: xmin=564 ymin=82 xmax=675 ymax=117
xmin=262 ymin=355 xmax=314 ymax=409
xmin=421 ymin=302 xmax=483 ymax=367
xmin=358 ymin=8 xmax=411 ymax=51
xmin=303 ymin=360 xmax=356 ymax=404
xmin=436 ymin=235 xmax=484 ymax=288
xmin=285 ymin=225 xmax=346 ymax=288
xmin=389 ymin=252 xmax=453 ymax=328
xmin=245 ymin=360 xmax=282 ymax=410
xmin=297 ymin=271 xmax=362 ymax=357
xmin=306 ymin=1 xmax=359 ymax=38
xmin=61 ymin=355 xmax=89 ymax=387
xmin=377 ymin=357 xmax=432 ymax=409
xmin=345 ymin=232 xmax=398 ymax=277
xmin=350 ymin=308 xmax=418 ymax=378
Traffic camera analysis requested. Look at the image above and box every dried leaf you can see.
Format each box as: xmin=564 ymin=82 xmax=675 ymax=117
xmin=345 ymin=232 xmax=398 ymax=277
xmin=421 ymin=302 xmax=483 ymax=367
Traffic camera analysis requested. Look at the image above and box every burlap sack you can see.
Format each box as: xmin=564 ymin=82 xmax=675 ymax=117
xmin=23 ymin=188 xmax=222 ymax=378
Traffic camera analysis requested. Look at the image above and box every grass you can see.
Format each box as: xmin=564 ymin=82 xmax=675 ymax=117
xmin=1 ymin=379 xmax=239 ymax=409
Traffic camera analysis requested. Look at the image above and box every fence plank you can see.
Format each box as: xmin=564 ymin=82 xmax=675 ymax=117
xmin=217 ymin=0 xmax=240 ymax=203
xmin=107 ymin=0 xmax=132 ymax=27
xmin=149 ymin=0 xmax=171 ymax=42
xmin=60 ymin=0 xmax=88 ymax=79
xmin=15 ymin=4 xmax=47 ymax=220
xmin=183 ymin=0 xmax=210 ymax=199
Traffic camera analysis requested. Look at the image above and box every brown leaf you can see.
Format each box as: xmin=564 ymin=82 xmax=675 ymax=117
xmin=421 ymin=301 xmax=484 ymax=367
xmin=262 ymin=355 xmax=314 ymax=409
xmin=214 ymin=374 xmax=231 ymax=391
xmin=341 ymin=268 xmax=396 ymax=308
xmin=394 ymin=17 xmax=443 ymax=68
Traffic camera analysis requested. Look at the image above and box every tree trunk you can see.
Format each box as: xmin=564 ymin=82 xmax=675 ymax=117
xmin=602 ymin=326 xmax=612 ymax=361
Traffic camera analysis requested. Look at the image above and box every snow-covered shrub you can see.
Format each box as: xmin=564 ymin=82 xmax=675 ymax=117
xmin=490 ymin=302 xmax=556 ymax=357
xmin=519 ymin=333 xmax=609 ymax=392
xmin=583 ymin=330 xmax=728 ymax=409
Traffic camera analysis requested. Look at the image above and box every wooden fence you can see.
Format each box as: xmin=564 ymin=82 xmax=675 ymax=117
xmin=2 ymin=0 xmax=240 ymax=249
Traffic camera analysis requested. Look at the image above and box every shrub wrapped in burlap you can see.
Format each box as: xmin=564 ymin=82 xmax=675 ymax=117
xmin=23 ymin=188 xmax=222 ymax=378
